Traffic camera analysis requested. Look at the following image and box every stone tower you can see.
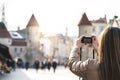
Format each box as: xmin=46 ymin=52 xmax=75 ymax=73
xmin=26 ymin=14 xmax=41 ymax=63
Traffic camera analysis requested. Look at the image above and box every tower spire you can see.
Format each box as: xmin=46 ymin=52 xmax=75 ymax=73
xmin=1 ymin=4 xmax=7 ymax=25
xmin=2 ymin=4 xmax=5 ymax=22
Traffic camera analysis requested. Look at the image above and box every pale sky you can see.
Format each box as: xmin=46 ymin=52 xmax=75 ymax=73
xmin=0 ymin=0 xmax=120 ymax=36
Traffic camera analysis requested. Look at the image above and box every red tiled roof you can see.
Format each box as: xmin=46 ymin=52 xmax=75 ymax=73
xmin=26 ymin=14 xmax=39 ymax=27
xmin=78 ymin=13 xmax=92 ymax=26
xmin=91 ymin=15 xmax=107 ymax=23
xmin=0 ymin=22 xmax=11 ymax=38
xmin=12 ymin=39 xmax=26 ymax=46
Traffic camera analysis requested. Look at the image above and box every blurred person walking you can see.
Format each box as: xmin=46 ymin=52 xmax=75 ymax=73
xmin=25 ymin=61 xmax=29 ymax=70
xmin=46 ymin=60 xmax=51 ymax=71
xmin=52 ymin=60 xmax=57 ymax=73
xmin=34 ymin=59 xmax=40 ymax=72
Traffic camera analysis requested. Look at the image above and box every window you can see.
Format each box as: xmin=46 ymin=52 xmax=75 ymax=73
xmin=15 ymin=48 xmax=17 ymax=52
xmin=8 ymin=39 xmax=11 ymax=43
xmin=20 ymin=48 xmax=22 ymax=52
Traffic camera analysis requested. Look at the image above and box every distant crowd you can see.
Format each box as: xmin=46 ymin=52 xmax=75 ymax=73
xmin=0 ymin=57 xmax=69 ymax=74
xmin=12 ymin=58 xmax=57 ymax=73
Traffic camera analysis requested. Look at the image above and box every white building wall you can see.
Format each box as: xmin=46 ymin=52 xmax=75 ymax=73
xmin=78 ymin=25 xmax=93 ymax=36
xmin=40 ymin=34 xmax=73 ymax=64
xmin=0 ymin=38 xmax=12 ymax=46
xmin=10 ymin=46 xmax=26 ymax=61
xmin=58 ymin=43 xmax=66 ymax=57
xmin=40 ymin=38 xmax=51 ymax=57
xmin=92 ymin=23 xmax=107 ymax=37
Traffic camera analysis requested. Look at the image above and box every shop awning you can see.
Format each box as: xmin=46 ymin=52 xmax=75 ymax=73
xmin=0 ymin=43 xmax=13 ymax=60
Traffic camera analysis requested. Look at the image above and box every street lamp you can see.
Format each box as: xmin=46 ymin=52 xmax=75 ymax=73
xmin=112 ymin=15 xmax=119 ymax=27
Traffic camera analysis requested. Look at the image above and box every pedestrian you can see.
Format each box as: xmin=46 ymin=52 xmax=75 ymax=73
xmin=41 ymin=60 xmax=46 ymax=70
xmin=25 ymin=61 xmax=29 ymax=70
xmin=46 ymin=60 xmax=51 ymax=71
xmin=17 ymin=58 xmax=23 ymax=68
xmin=11 ymin=60 xmax=16 ymax=71
xmin=34 ymin=59 xmax=40 ymax=72
xmin=52 ymin=60 xmax=57 ymax=73
xmin=68 ymin=26 xmax=120 ymax=80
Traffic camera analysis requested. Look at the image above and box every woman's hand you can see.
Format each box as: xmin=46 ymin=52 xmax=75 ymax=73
xmin=74 ymin=35 xmax=84 ymax=48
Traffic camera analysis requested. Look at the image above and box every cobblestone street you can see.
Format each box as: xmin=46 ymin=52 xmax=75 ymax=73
xmin=0 ymin=66 xmax=81 ymax=80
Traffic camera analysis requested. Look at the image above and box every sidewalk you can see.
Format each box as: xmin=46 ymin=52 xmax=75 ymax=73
xmin=0 ymin=66 xmax=80 ymax=80
xmin=21 ymin=67 xmax=79 ymax=80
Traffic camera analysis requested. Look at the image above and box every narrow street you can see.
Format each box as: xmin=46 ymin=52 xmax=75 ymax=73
xmin=0 ymin=66 xmax=81 ymax=80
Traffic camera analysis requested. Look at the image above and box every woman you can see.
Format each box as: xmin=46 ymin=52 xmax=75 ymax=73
xmin=68 ymin=26 xmax=120 ymax=80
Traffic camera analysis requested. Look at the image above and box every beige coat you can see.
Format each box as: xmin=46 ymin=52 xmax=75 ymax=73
xmin=68 ymin=47 xmax=99 ymax=80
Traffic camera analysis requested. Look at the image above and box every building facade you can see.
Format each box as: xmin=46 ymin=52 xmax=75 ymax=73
xmin=40 ymin=33 xmax=73 ymax=64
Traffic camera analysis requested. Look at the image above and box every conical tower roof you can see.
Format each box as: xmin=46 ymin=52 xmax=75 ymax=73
xmin=78 ymin=13 xmax=92 ymax=26
xmin=0 ymin=22 xmax=11 ymax=38
xmin=26 ymin=14 xmax=39 ymax=27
